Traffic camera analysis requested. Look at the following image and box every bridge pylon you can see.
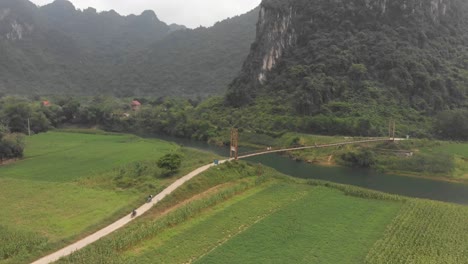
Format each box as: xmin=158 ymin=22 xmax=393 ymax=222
xmin=388 ymin=119 xmax=396 ymax=141
xmin=230 ymin=128 xmax=239 ymax=160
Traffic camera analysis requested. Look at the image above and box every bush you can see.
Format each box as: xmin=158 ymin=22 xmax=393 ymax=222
xmin=0 ymin=133 xmax=25 ymax=162
xmin=434 ymin=109 xmax=468 ymax=141
xmin=157 ymin=154 xmax=182 ymax=176
xmin=339 ymin=149 xmax=376 ymax=168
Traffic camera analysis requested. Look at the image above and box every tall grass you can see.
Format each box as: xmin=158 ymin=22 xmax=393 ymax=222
xmin=0 ymin=225 xmax=48 ymax=262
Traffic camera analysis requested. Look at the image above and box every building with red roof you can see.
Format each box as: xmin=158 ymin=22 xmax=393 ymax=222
xmin=131 ymin=100 xmax=141 ymax=111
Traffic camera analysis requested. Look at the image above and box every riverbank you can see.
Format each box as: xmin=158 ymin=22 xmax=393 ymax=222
xmin=233 ymin=131 xmax=468 ymax=185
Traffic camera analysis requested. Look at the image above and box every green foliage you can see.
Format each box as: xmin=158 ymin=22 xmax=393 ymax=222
xmin=434 ymin=109 xmax=468 ymax=141
xmin=0 ymin=133 xmax=25 ymax=162
xmin=339 ymin=149 xmax=376 ymax=168
xmin=0 ymin=225 xmax=48 ymax=261
xmin=157 ymin=153 xmax=182 ymax=175
xmin=227 ymin=0 xmax=468 ymax=131
xmin=376 ymin=152 xmax=455 ymax=176
xmin=0 ymin=1 xmax=257 ymax=98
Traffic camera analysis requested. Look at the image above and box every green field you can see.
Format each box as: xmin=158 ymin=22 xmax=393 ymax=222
xmin=3 ymin=132 xmax=467 ymax=263
xmin=436 ymin=143 xmax=468 ymax=158
xmin=0 ymin=132 xmax=176 ymax=182
xmin=57 ymin=161 xmax=468 ymax=264
xmin=0 ymin=131 xmax=218 ymax=264
xmin=196 ymin=186 xmax=400 ymax=264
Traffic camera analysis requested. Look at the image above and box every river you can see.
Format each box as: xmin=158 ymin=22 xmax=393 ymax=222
xmin=155 ymin=135 xmax=468 ymax=205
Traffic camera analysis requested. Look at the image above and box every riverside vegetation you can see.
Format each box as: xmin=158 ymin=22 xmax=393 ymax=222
xmin=55 ymin=161 xmax=468 ymax=264
xmin=1 ymin=95 xmax=467 ymax=182
xmin=0 ymin=130 xmax=219 ymax=264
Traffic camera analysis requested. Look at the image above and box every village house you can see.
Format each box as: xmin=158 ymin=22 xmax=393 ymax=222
xmin=131 ymin=100 xmax=141 ymax=111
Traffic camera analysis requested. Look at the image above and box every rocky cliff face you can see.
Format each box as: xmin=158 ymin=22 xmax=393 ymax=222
xmin=0 ymin=0 xmax=38 ymax=41
xmin=227 ymin=0 xmax=468 ymax=110
xmin=256 ymin=5 xmax=297 ymax=83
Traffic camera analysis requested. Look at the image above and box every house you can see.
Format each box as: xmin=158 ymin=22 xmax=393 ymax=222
xmin=42 ymin=100 xmax=51 ymax=107
xmin=131 ymin=100 xmax=141 ymax=111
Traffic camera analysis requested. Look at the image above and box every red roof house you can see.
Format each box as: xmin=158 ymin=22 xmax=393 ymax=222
xmin=131 ymin=100 xmax=141 ymax=111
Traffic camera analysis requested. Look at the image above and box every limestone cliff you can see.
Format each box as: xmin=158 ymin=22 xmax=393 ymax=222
xmin=227 ymin=0 xmax=468 ymax=110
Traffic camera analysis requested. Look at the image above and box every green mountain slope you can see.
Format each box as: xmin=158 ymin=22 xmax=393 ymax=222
xmin=227 ymin=0 xmax=468 ymax=116
xmin=0 ymin=0 xmax=258 ymax=97
xmin=114 ymin=8 xmax=259 ymax=97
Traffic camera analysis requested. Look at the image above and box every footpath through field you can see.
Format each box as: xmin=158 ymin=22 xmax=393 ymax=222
xmin=31 ymin=160 xmax=230 ymax=264
xmin=32 ymin=137 xmax=398 ymax=264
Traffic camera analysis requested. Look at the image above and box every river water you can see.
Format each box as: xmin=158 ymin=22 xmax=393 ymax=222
xmin=155 ymin=135 xmax=468 ymax=205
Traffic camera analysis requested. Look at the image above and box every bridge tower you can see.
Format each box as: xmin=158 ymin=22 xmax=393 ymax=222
xmin=388 ymin=120 xmax=396 ymax=141
xmin=230 ymin=128 xmax=239 ymax=160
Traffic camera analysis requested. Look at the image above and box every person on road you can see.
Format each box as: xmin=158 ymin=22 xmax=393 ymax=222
xmin=131 ymin=209 xmax=137 ymax=218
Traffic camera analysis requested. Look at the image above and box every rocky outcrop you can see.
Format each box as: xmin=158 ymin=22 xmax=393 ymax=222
xmin=227 ymin=0 xmax=467 ymax=106
xmin=256 ymin=5 xmax=297 ymax=83
xmin=0 ymin=8 xmax=34 ymax=41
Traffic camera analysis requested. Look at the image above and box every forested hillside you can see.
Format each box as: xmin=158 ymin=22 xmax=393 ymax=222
xmin=0 ymin=0 xmax=257 ymax=97
xmin=227 ymin=0 xmax=468 ymax=135
xmin=113 ymin=8 xmax=259 ymax=97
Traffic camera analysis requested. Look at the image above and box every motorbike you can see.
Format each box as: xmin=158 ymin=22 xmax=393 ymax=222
xmin=147 ymin=195 xmax=153 ymax=203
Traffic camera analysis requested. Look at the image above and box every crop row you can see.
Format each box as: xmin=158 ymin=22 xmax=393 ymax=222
xmin=57 ymin=175 xmax=269 ymax=263
xmin=365 ymin=200 xmax=468 ymax=263
xmin=0 ymin=225 xmax=48 ymax=262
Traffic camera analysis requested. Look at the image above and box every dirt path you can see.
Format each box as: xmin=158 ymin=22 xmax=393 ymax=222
xmin=31 ymin=159 xmax=229 ymax=264
xmin=0 ymin=159 xmax=18 ymax=166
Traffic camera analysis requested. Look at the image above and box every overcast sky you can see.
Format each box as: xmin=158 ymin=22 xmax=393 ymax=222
xmin=30 ymin=0 xmax=262 ymax=28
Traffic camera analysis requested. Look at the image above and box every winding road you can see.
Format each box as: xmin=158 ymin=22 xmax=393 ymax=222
xmin=32 ymin=137 xmax=396 ymax=264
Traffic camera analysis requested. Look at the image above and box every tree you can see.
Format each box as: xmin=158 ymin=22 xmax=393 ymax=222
xmin=0 ymin=133 xmax=25 ymax=162
xmin=157 ymin=154 xmax=182 ymax=175
xmin=434 ymin=109 xmax=468 ymax=141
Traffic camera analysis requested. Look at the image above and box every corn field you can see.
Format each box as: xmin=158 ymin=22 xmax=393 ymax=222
xmin=366 ymin=200 xmax=468 ymax=264
xmin=0 ymin=225 xmax=47 ymax=262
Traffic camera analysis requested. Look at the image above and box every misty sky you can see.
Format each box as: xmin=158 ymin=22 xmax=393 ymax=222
xmin=30 ymin=0 xmax=262 ymax=28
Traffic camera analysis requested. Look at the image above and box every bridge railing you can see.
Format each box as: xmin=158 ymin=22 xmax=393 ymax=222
xmin=237 ymin=138 xmax=394 ymax=159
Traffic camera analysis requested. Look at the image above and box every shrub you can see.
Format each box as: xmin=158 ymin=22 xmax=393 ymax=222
xmin=157 ymin=154 xmax=182 ymax=176
xmin=339 ymin=149 xmax=376 ymax=168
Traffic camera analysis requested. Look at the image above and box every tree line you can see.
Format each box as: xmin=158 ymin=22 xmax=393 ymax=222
xmin=0 ymin=96 xmax=466 ymax=150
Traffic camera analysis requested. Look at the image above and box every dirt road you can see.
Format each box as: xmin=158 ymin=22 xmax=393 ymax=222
xmin=31 ymin=160 xmax=228 ymax=264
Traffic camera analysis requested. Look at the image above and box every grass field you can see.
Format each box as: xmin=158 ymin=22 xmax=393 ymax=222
xmin=435 ymin=143 xmax=468 ymax=158
xmin=0 ymin=132 xmax=177 ymax=182
xmin=58 ymin=161 xmax=468 ymax=264
xmin=0 ymin=131 xmax=219 ymax=264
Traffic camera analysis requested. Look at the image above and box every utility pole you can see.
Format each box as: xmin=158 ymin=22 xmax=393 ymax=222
xmin=230 ymin=128 xmax=239 ymax=160
xmin=389 ymin=119 xmax=396 ymax=141
xmin=27 ymin=118 xmax=31 ymax=136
